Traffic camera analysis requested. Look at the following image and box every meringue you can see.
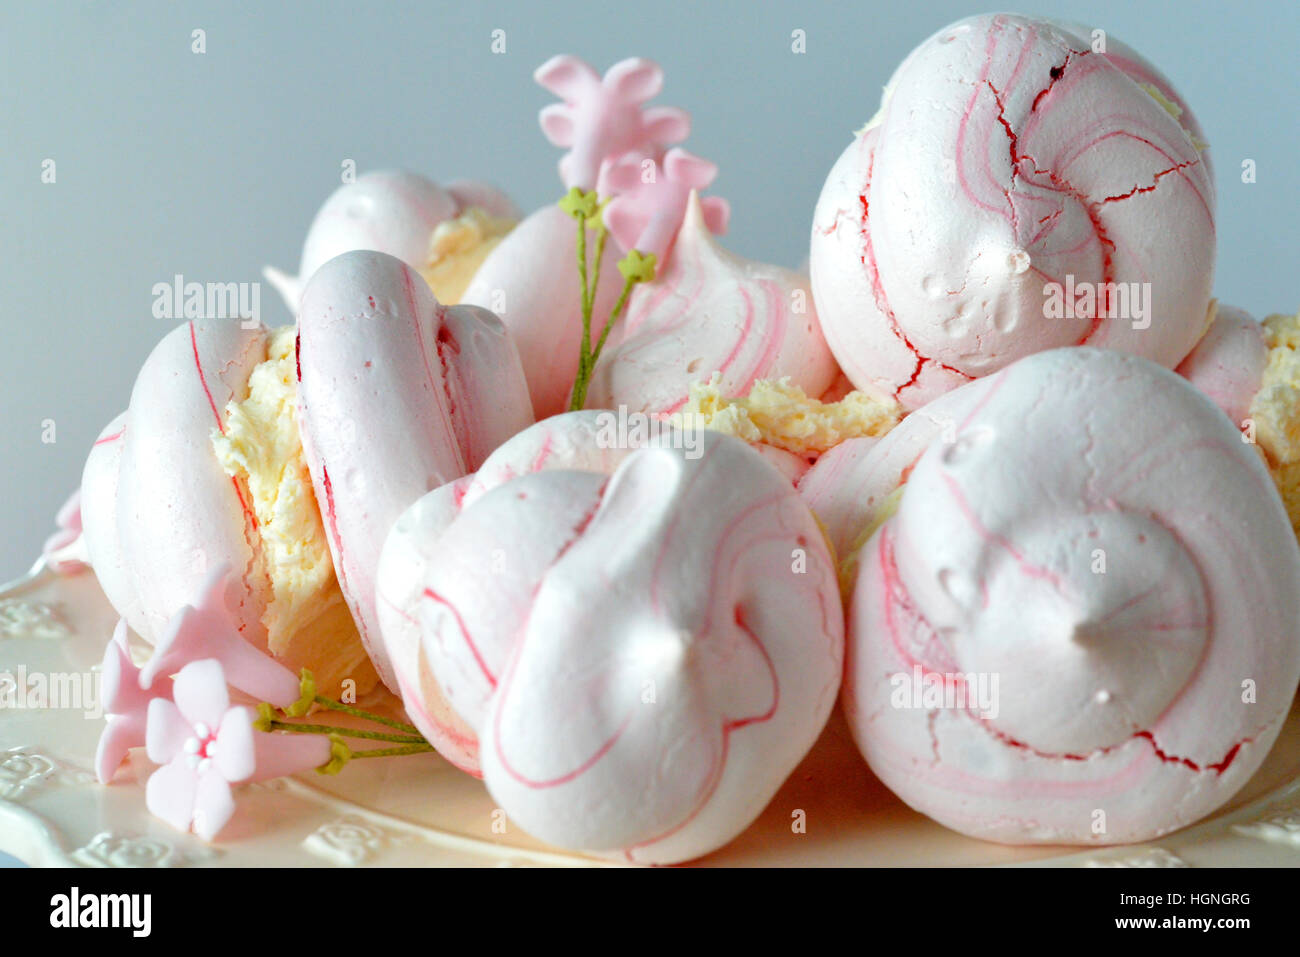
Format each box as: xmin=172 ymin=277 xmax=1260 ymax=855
xmin=1175 ymin=302 xmax=1267 ymax=430
xmin=296 ymin=250 xmax=534 ymax=691
xmin=810 ymin=13 xmax=1215 ymax=409
xmin=379 ymin=416 xmax=843 ymax=863
xmin=81 ymin=319 xmax=374 ymax=698
xmin=825 ymin=347 xmax=1300 ymax=844
xmin=588 ymin=193 xmax=838 ymax=414
xmin=265 ymin=169 xmax=518 ymax=310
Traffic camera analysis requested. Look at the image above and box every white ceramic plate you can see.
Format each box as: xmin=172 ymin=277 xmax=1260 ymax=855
xmin=3 ymin=564 xmax=1300 ymax=868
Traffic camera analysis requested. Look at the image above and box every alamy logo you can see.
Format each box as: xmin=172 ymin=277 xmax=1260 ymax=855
xmin=593 ymin=408 xmax=704 ymax=459
xmin=152 ymin=273 xmax=260 ymax=324
xmin=1042 ymin=275 xmax=1151 ymax=330
xmin=49 ymin=887 xmax=151 ymax=937
xmin=0 ymin=667 xmax=101 ymax=719
xmin=889 ymin=665 xmax=1000 ymax=719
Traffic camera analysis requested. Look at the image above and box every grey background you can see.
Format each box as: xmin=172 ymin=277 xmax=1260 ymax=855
xmin=2 ymin=0 xmax=1297 ymax=580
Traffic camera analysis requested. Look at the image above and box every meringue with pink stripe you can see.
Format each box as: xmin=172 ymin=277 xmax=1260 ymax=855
xmin=828 ymin=348 xmax=1300 ymax=844
xmin=810 ymin=13 xmax=1216 ymax=409
xmin=588 ymin=193 xmax=837 ymax=415
xmin=378 ymin=415 xmax=843 ymax=862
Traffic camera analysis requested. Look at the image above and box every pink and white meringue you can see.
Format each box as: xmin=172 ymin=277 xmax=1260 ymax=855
xmin=80 ymin=249 xmax=532 ymax=698
xmin=376 ymin=411 xmax=656 ymax=773
xmin=80 ymin=318 xmax=375 ymax=697
xmin=820 ymin=347 xmax=1300 ymax=844
xmin=1176 ymin=302 xmax=1267 ymax=430
xmin=378 ymin=416 xmax=843 ymax=862
xmin=810 ymin=13 xmax=1215 ymax=409
xmin=265 ymin=169 xmax=518 ymax=310
xmin=296 ymin=250 xmax=534 ymax=691
xmin=587 ymin=193 xmax=838 ymax=414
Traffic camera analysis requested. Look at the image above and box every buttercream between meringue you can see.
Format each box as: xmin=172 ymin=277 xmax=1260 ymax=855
xmin=211 ymin=325 xmax=377 ymax=697
xmin=668 ymin=374 xmax=899 ymax=456
xmin=1250 ymin=309 xmax=1300 ymax=534
xmin=421 ymin=206 xmax=515 ymax=304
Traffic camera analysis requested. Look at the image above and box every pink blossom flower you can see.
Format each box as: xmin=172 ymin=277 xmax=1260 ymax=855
xmin=95 ymin=618 xmax=174 ymax=784
xmin=145 ymin=659 xmax=331 ymax=842
xmin=536 ymin=55 xmax=690 ymax=192
xmin=42 ymin=489 xmax=87 ymax=573
xmin=139 ymin=563 xmax=301 ymax=708
xmin=603 ymin=148 xmax=730 ymax=259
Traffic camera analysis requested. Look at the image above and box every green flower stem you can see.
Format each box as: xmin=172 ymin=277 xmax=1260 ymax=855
xmin=587 ymin=218 xmax=609 ymax=313
xmin=570 ymin=275 xmax=637 ymax=410
xmin=308 ymin=695 xmax=421 ymax=735
xmin=265 ymin=719 xmax=425 ymax=744
xmin=347 ymin=743 xmax=436 ymax=759
xmin=576 ymin=211 xmax=592 ymax=361
xmin=593 ymin=276 xmax=636 ymax=359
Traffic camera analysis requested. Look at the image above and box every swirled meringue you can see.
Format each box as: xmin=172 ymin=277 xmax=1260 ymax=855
xmin=296 ymin=251 xmax=533 ymax=691
xmin=265 ymin=170 xmax=518 ymax=310
xmin=810 ymin=13 xmax=1215 ymax=409
xmin=378 ymin=415 xmax=843 ymax=863
xmin=587 ymin=193 xmax=837 ymax=415
xmin=819 ymin=347 xmax=1300 ymax=844
xmin=1176 ymin=302 xmax=1267 ymax=430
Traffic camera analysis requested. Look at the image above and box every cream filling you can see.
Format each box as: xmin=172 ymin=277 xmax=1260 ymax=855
xmin=667 ymin=373 xmax=900 ymax=456
xmin=211 ymin=326 xmax=378 ymax=699
xmin=421 ymin=206 xmax=516 ymax=304
xmin=1249 ymin=309 xmax=1300 ymax=537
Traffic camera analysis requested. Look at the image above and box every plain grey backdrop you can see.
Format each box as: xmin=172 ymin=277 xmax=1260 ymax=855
xmin=2 ymin=0 xmax=1297 ymax=581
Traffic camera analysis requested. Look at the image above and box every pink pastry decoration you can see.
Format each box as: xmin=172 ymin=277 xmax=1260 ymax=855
xmin=41 ymin=489 xmax=87 ymax=573
xmin=378 ymin=414 xmax=843 ymax=863
xmin=138 ymin=563 xmax=301 ymax=708
xmin=145 ymin=659 xmax=331 ymax=842
xmin=536 ymin=55 xmax=691 ymax=192
xmin=816 ymin=347 xmax=1300 ymax=844
xmin=297 ymin=250 xmax=534 ymax=691
xmin=602 ymin=148 xmax=729 ymax=258
xmin=1176 ymin=303 xmax=1267 ymax=429
xmin=810 ymin=13 xmax=1216 ymax=409
xmin=586 ymin=193 xmax=838 ymax=415
xmin=264 ymin=169 xmax=518 ymax=310
xmin=96 ymin=619 xmax=174 ymax=785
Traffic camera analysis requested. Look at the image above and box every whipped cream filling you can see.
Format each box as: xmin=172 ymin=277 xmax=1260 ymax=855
xmin=669 ymin=373 xmax=899 ymax=456
xmin=211 ymin=325 xmax=377 ymax=698
xmin=1249 ymin=309 xmax=1300 ymax=535
xmin=421 ymin=206 xmax=515 ymax=304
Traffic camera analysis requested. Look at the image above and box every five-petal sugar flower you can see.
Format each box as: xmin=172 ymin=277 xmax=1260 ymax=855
xmin=93 ymin=562 xmax=434 ymax=841
xmin=145 ymin=659 xmax=331 ymax=841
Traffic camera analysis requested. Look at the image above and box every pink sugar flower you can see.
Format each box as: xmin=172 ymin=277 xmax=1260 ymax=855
xmin=536 ymin=55 xmax=691 ymax=192
xmin=95 ymin=618 xmax=174 ymax=784
xmin=145 ymin=659 xmax=331 ymax=842
xmin=42 ymin=489 xmax=87 ymax=573
xmin=603 ymin=148 xmax=729 ymax=259
xmin=138 ymin=563 xmax=301 ymax=709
